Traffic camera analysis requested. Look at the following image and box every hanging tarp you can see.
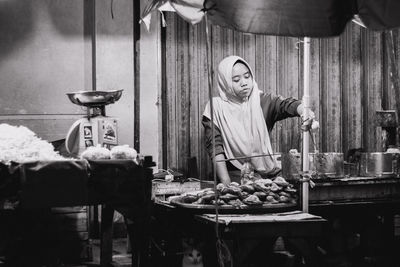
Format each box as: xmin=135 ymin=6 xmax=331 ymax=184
xmin=357 ymin=0 xmax=400 ymax=30
xmin=142 ymin=0 xmax=400 ymax=37
xmin=203 ymin=0 xmax=355 ymax=37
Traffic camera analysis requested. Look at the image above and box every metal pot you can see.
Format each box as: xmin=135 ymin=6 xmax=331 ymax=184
xmin=281 ymin=152 xmax=344 ymax=180
xmin=359 ymin=152 xmax=399 ymax=177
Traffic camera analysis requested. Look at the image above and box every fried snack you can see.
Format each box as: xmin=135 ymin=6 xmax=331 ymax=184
xmin=228 ymin=199 xmax=244 ymax=208
xmin=273 ymin=176 xmax=289 ymax=187
xmin=284 ymin=185 xmax=297 ymax=193
xmin=197 ymin=188 xmax=215 ymax=198
xmin=216 ymin=183 xmax=226 ymax=192
xmin=253 ymin=191 xmax=267 ymax=201
xmin=238 ymin=191 xmax=250 ymax=200
xmin=239 ymin=184 xmax=255 ymax=193
xmin=200 ymin=191 xmax=216 ymax=203
xmin=265 ymin=195 xmax=279 ymax=204
xmin=255 ymin=178 xmax=273 ymax=186
xmin=193 ymin=197 xmax=205 ymax=204
xmin=181 ymin=195 xmax=198 ymax=203
xmin=270 ymin=183 xmax=282 ymax=192
xmin=229 ymin=182 xmax=240 ymax=187
xmin=279 ymin=195 xmax=291 ymax=203
xmin=219 ymin=193 xmax=239 ymax=201
xmin=221 ymin=186 xmax=241 ymax=195
xmin=268 ymin=192 xmax=280 ymax=200
xmin=252 ymin=183 xmax=270 ymax=193
xmin=186 ymin=190 xmax=202 ymax=197
xmin=211 ymin=199 xmax=225 ymax=205
xmin=243 ymin=195 xmax=263 ymax=206
xmin=279 ymin=191 xmax=291 ymax=197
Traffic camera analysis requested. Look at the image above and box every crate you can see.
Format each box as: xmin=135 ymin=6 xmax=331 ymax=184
xmin=51 ymin=206 xmax=92 ymax=263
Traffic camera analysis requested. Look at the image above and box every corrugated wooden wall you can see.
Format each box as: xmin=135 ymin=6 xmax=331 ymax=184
xmin=162 ymin=14 xmax=400 ymax=179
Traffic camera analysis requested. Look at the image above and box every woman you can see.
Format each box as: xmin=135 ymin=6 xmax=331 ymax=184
xmin=203 ymin=55 xmax=314 ymax=185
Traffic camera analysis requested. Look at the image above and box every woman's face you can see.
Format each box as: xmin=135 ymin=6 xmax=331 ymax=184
xmin=231 ymin=62 xmax=253 ymax=100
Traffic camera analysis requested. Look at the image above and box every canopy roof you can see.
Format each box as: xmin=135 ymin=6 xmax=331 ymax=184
xmin=142 ymin=0 xmax=400 ymax=37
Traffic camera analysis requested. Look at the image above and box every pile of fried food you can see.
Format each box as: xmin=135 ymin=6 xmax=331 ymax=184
xmin=175 ymin=176 xmax=297 ymax=208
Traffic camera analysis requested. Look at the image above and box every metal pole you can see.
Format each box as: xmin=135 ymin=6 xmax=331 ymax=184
xmin=91 ymin=0 xmax=96 ymax=91
xmin=302 ymin=37 xmax=311 ymax=213
xmin=205 ymin=14 xmax=226 ymax=267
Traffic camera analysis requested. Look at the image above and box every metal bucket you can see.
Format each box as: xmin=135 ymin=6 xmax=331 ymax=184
xmin=281 ymin=152 xmax=344 ymax=180
xmin=359 ymin=152 xmax=399 ymax=177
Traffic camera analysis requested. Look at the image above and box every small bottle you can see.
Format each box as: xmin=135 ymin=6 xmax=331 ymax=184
xmin=241 ymin=161 xmax=254 ymax=184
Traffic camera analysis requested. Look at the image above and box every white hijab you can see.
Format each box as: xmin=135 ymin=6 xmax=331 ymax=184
xmin=203 ymin=56 xmax=277 ymax=172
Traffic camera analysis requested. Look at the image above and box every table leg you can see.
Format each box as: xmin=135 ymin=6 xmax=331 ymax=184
xmin=89 ymin=205 xmax=100 ymax=238
xmin=382 ymin=212 xmax=396 ymax=265
xmin=100 ymin=204 xmax=114 ymax=267
xmin=126 ymin=217 xmax=150 ymax=267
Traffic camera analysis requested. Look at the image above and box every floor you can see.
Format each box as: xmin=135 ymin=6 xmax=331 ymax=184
xmin=70 ymin=238 xmax=131 ymax=267
xmin=1 ymin=237 xmax=400 ymax=267
xmin=0 ymin=238 xmax=132 ymax=267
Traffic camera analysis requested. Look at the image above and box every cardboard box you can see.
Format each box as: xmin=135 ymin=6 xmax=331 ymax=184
xmin=79 ymin=116 xmax=118 ymax=153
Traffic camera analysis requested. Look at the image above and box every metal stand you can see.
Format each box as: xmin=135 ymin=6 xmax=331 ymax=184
xmin=302 ymin=37 xmax=311 ymax=213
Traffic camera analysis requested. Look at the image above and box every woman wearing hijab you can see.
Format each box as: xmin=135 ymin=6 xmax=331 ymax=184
xmin=203 ymin=55 xmax=314 ymax=185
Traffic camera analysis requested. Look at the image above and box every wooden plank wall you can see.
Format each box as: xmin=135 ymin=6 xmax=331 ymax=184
xmin=0 ymin=0 xmax=135 ymax=146
xmin=162 ymin=14 xmax=400 ymax=179
xmin=0 ymin=0 xmax=87 ymax=142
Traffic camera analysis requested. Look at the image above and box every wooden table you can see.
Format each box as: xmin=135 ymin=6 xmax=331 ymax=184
xmin=195 ymin=212 xmax=326 ymax=267
xmin=0 ymin=159 xmax=154 ymax=267
xmin=151 ymin=199 xmax=327 ymax=267
xmin=307 ymin=176 xmax=400 ymax=266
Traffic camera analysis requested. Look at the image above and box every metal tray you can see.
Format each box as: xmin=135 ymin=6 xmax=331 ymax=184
xmin=169 ymin=196 xmax=297 ymax=214
xmin=67 ymin=90 xmax=123 ymax=107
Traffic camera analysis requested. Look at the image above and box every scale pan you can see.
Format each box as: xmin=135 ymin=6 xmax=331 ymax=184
xmin=67 ymin=90 xmax=123 ymax=107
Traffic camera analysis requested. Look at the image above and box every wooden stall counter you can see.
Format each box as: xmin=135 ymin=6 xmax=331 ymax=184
xmin=196 ymin=212 xmax=326 ymax=267
xmin=151 ymin=177 xmax=400 ymax=266
xmin=307 ymin=176 xmax=400 ymax=266
xmin=309 ymin=176 xmax=400 ymax=210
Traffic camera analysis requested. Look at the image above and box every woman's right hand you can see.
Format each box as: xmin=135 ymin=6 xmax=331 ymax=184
xmin=297 ymin=103 xmax=319 ymax=131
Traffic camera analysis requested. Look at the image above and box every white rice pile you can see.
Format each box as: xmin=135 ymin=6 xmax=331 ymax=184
xmin=0 ymin=123 xmax=64 ymax=163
